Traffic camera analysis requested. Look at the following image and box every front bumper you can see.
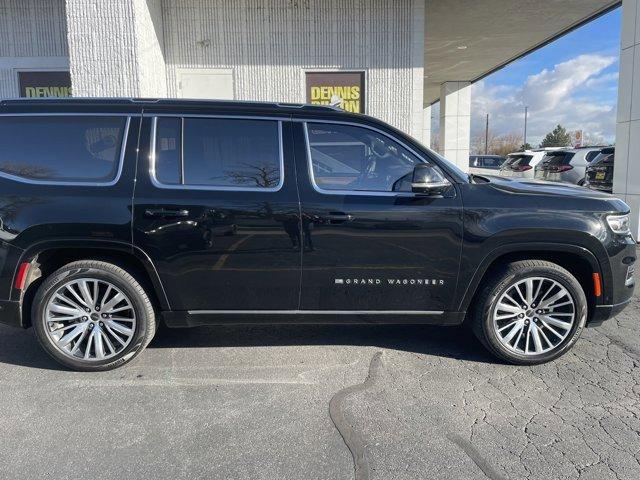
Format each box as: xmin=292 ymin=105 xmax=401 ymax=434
xmin=587 ymin=239 xmax=636 ymax=326
xmin=590 ymin=299 xmax=633 ymax=326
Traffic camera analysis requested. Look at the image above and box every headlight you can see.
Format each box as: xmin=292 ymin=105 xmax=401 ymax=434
xmin=606 ymin=214 xmax=631 ymax=235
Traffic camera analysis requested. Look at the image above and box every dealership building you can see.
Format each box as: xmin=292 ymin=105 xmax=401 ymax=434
xmin=1 ymin=0 xmax=639 ymax=233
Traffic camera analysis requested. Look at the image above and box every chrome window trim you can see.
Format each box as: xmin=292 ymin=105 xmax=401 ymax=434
xmin=150 ymin=116 xmax=285 ymax=192
xmin=187 ymin=310 xmax=444 ymax=315
xmin=0 ymin=115 xmax=130 ymax=187
xmin=302 ymin=120 xmax=437 ymax=197
xmin=152 ymin=113 xmax=287 ymax=121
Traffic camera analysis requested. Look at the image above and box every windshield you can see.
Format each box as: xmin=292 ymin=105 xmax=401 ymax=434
xmin=591 ymin=149 xmax=615 ymax=165
xmin=539 ymin=151 xmax=574 ymax=167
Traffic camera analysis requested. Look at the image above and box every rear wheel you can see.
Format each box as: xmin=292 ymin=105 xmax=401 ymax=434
xmin=32 ymin=260 xmax=156 ymax=371
xmin=471 ymin=260 xmax=587 ymax=365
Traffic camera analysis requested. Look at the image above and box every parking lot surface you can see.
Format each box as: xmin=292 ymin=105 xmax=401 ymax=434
xmin=0 ymin=290 xmax=638 ymax=479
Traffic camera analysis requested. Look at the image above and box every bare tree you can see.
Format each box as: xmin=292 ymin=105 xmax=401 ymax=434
xmin=470 ymin=132 xmax=523 ymax=156
xmin=491 ymin=133 xmax=524 ymax=156
xmin=470 ymin=131 xmax=497 ymax=155
xmin=431 ymin=132 xmax=441 ymax=153
xmin=0 ymin=163 xmax=55 ymax=179
xmin=582 ymin=132 xmax=606 ymax=146
xmin=226 ymin=163 xmax=280 ymax=188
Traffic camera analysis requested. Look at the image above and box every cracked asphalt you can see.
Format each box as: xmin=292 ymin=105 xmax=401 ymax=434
xmin=0 ymin=290 xmax=638 ymax=479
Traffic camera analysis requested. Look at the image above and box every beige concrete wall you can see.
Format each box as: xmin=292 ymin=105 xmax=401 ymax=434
xmin=439 ymin=81 xmax=471 ymax=171
xmin=614 ymin=0 xmax=640 ymax=236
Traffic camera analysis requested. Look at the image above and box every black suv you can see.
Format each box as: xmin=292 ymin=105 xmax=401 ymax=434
xmin=585 ymin=147 xmax=615 ymax=193
xmin=0 ymin=98 xmax=635 ymax=370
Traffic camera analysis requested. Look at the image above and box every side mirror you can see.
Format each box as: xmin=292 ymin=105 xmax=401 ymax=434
xmin=411 ymin=163 xmax=451 ymax=195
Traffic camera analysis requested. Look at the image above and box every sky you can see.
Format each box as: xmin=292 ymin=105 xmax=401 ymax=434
xmin=431 ymin=6 xmax=622 ymax=147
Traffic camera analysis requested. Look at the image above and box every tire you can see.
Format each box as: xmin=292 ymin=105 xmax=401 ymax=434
xmin=32 ymin=260 xmax=156 ymax=371
xmin=471 ymin=260 xmax=587 ymax=365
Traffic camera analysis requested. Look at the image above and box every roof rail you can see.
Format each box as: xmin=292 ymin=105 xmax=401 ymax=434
xmin=274 ymin=102 xmax=346 ymax=112
xmin=1 ymin=97 xmax=350 ymax=112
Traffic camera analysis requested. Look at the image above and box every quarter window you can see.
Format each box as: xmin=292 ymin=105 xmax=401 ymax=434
xmin=153 ymin=117 xmax=282 ymax=189
xmin=154 ymin=117 xmax=182 ymax=185
xmin=0 ymin=116 xmax=127 ymax=183
xmin=306 ymin=122 xmax=429 ymax=192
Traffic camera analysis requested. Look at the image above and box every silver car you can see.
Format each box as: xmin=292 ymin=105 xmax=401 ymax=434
xmin=534 ymin=147 xmax=602 ymax=185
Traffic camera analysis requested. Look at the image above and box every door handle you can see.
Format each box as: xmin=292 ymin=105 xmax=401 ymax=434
xmin=144 ymin=208 xmax=190 ymax=218
xmin=326 ymin=212 xmax=355 ymax=224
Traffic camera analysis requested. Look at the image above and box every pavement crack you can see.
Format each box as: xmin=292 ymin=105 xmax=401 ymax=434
xmin=329 ymin=350 xmax=383 ymax=480
xmin=448 ymin=433 xmax=507 ymax=480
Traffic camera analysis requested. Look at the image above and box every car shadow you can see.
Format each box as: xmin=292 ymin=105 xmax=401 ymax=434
xmin=0 ymin=326 xmax=62 ymax=370
xmin=0 ymin=323 xmax=497 ymax=371
xmin=148 ymin=323 xmax=497 ymax=364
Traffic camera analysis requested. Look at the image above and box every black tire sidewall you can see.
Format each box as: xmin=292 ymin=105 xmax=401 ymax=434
xmin=480 ymin=265 xmax=587 ymax=364
xmin=33 ymin=265 xmax=152 ymax=371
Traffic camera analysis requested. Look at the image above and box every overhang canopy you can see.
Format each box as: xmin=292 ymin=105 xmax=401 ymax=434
xmin=424 ymin=0 xmax=621 ymax=105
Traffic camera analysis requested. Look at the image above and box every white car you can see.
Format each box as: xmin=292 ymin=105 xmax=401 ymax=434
xmin=468 ymin=155 xmax=506 ymax=175
xmin=499 ymin=148 xmax=563 ymax=179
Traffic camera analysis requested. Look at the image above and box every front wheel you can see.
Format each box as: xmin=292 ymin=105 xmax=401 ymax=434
xmin=471 ymin=260 xmax=587 ymax=365
xmin=32 ymin=260 xmax=156 ymax=371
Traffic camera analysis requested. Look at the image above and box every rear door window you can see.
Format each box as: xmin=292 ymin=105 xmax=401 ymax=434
xmin=0 ymin=115 xmax=127 ymax=183
xmin=153 ymin=117 xmax=283 ymax=190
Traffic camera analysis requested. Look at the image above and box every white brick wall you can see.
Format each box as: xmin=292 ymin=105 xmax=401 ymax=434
xmin=66 ymin=0 xmax=137 ymax=97
xmin=162 ymin=0 xmax=425 ymax=138
xmin=133 ymin=0 xmax=167 ymax=97
xmin=5 ymin=0 xmax=425 ymax=137
xmin=66 ymin=0 xmax=167 ymax=97
xmin=0 ymin=0 xmax=69 ymax=98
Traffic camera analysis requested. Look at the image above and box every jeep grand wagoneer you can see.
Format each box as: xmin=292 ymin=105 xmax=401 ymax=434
xmin=0 ymin=98 xmax=634 ymax=370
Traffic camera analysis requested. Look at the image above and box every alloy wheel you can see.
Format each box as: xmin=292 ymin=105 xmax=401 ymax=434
xmin=492 ymin=276 xmax=576 ymax=355
xmin=44 ymin=278 xmax=137 ymax=361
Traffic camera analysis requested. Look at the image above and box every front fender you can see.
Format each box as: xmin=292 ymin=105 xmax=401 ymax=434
xmin=457 ymin=240 xmax=607 ymax=313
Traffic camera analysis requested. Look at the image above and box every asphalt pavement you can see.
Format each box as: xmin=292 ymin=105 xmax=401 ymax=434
xmin=0 ymin=290 xmax=638 ymax=479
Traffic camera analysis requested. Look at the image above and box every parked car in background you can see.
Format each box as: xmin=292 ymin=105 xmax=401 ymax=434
xmin=534 ymin=147 xmax=601 ymax=185
xmin=499 ymin=150 xmax=548 ymax=179
xmin=584 ymin=147 xmax=615 ymax=193
xmin=468 ymin=155 xmax=506 ymax=175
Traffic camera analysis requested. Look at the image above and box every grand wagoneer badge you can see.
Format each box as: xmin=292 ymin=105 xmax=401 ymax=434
xmin=334 ymin=278 xmax=445 ymax=286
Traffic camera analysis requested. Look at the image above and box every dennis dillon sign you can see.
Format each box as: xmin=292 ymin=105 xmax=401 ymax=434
xmin=18 ymin=71 xmax=72 ymax=98
xmin=306 ymin=71 xmax=365 ymax=113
